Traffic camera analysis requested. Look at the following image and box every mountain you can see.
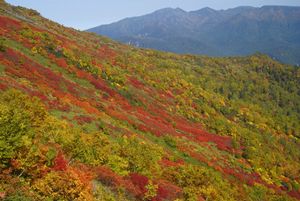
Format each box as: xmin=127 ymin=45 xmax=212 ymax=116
xmin=88 ymin=6 xmax=300 ymax=65
xmin=0 ymin=1 xmax=300 ymax=200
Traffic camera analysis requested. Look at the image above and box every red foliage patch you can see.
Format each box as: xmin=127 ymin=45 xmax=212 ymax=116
xmin=288 ymin=191 xmax=300 ymax=200
xmin=0 ymin=82 xmax=7 ymax=91
xmin=56 ymin=57 xmax=69 ymax=69
xmin=94 ymin=167 xmax=148 ymax=199
xmin=90 ymin=78 xmax=116 ymax=97
xmin=174 ymin=118 xmax=232 ymax=151
xmin=29 ymin=90 xmax=48 ymax=102
xmin=163 ymin=90 xmax=174 ymax=99
xmin=129 ymin=77 xmax=145 ymax=89
xmin=153 ymin=180 xmax=182 ymax=201
xmin=0 ymin=76 xmax=51 ymax=106
xmin=60 ymin=93 xmax=100 ymax=115
xmin=96 ymin=166 xmax=123 ymax=187
xmin=74 ymin=69 xmax=117 ymax=98
xmin=52 ymin=152 xmax=67 ymax=171
xmin=129 ymin=173 xmax=149 ymax=198
xmin=1 ymin=48 xmax=105 ymax=113
xmin=106 ymin=107 xmax=135 ymax=125
xmin=48 ymin=99 xmax=70 ymax=111
xmin=134 ymin=107 xmax=178 ymax=137
xmin=69 ymin=165 xmax=95 ymax=188
xmin=74 ymin=115 xmax=94 ymax=125
xmin=4 ymin=48 xmax=63 ymax=91
xmin=97 ymin=45 xmax=116 ymax=61
xmin=222 ymin=166 xmax=299 ymax=198
xmin=0 ymin=16 xmax=22 ymax=30
xmin=159 ymin=158 xmax=184 ymax=167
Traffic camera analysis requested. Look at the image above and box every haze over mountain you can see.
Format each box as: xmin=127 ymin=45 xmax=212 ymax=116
xmin=88 ymin=6 xmax=300 ymax=65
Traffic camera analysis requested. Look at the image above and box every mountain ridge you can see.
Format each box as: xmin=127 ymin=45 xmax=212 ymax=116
xmin=88 ymin=5 xmax=300 ymax=65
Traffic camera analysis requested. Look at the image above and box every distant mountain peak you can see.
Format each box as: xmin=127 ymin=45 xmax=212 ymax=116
xmin=154 ymin=7 xmax=186 ymax=14
xmin=175 ymin=7 xmax=186 ymax=12
xmin=191 ymin=7 xmax=218 ymax=16
xmin=197 ymin=7 xmax=216 ymax=12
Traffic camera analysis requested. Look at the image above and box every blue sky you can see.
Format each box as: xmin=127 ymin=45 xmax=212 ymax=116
xmin=6 ymin=0 xmax=300 ymax=30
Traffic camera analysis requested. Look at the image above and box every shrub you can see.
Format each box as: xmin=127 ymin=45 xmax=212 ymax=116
xmin=0 ymin=89 xmax=46 ymax=166
xmin=33 ymin=170 xmax=93 ymax=200
xmin=120 ymin=136 xmax=163 ymax=177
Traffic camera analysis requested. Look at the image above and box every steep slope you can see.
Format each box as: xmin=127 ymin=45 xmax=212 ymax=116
xmin=88 ymin=6 xmax=300 ymax=65
xmin=0 ymin=1 xmax=300 ymax=201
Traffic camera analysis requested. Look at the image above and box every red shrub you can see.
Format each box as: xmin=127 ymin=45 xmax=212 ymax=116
xmin=129 ymin=173 xmax=149 ymax=197
xmin=56 ymin=58 xmax=68 ymax=69
xmin=153 ymin=180 xmax=182 ymax=201
xmin=0 ymin=82 xmax=7 ymax=90
xmin=97 ymin=45 xmax=116 ymax=60
xmin=96 ymin=166 xmax=122 ymax=187
xmin=0 ymin=16 xmax=22 ymax=30
xmin=106 ymin=107 xmax=135 ymax=125
xmin=288 ymin=191 xmax=300 ymax=200
xmin=160 ymin=158 xmax=184 ymax=167
xmin=55 ymin=93 xmax=100 ymax=115
xmin=66 ymin=83 xmax=79 ymax=97
xmin=74 ymin=115 xmax=94 ymax=125
xmin=90 ymin=79 xmax=116 ymax=97
xmin=134 ymin=107 xmax=178 ymax=137
xmin=29 ymin=90 xmax=48 ymax=102
xmin=129 ymin=77 xmax=145 ymax=89
xmin=52 ymin=152 xmax=67 ymax=171
xmin=174 ymin=119 xmax=232 ymax=151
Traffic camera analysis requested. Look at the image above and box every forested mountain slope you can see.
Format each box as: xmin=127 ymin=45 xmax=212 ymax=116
xmin=88 ymin=6 xmax=300 ymax=65
xmin=0 ymin=1 xmax=300 ymax=200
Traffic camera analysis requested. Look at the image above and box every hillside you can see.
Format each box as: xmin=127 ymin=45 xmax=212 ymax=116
xmin=0 ymin=1 xmax=300 ymax=200
xmin=88 ymin=6 xmax=300 ymax=65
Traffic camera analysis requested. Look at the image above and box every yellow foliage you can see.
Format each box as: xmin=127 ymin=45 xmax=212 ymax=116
xmin=144 ymin=181 xmax=158 ymax=200
xmin=33 ymin=169 xmax=93 ymax=200
xmin=31 ymin=47 xmax=38 ymax=54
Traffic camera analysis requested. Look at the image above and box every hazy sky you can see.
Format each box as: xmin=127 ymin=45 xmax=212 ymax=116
xmin=6 ymin=0 xmax=300 ymax=30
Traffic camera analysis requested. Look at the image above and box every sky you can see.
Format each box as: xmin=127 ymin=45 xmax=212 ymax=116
xmin=5 ymin=0 xmax=300 ymax=30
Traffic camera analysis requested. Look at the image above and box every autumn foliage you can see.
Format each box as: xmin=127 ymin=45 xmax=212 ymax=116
xmin=0 ymin=2 xmax=299 ymax=201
